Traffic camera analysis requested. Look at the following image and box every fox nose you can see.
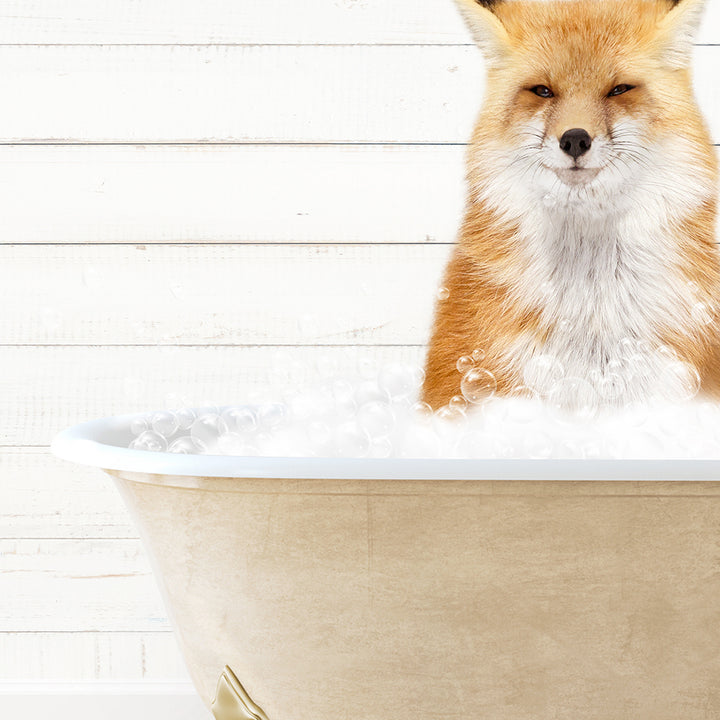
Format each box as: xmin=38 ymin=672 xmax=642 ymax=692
xmin=559 ymin=128 xmax=592 ymax=159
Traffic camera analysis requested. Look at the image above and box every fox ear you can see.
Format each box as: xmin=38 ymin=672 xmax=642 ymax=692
xmin=453 ymin=0 xmax=511 ymax=64
xmin=655 ymin=0 xmax=706 ymax=67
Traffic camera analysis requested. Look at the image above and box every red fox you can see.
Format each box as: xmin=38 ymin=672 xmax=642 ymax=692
xmin=422 ymin=0 xmax=720 ymax=410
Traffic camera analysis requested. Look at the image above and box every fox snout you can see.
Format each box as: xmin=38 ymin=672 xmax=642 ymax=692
xmin=559 ymin=128 xmax=592 ymax=159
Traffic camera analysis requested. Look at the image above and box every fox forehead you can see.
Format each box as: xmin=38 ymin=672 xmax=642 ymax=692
xmin=493 ymin=0 xmax=671 ymax=83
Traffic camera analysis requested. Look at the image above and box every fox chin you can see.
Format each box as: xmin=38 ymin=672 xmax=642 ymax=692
xmin=422 ymin=0 xmax=720 ymax=410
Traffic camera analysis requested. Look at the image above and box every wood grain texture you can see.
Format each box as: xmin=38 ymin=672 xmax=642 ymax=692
xmin=0 ymin=45 xmax=718 ymax=143
xmin=0 ymin=539 xmax=169 ymax=631
xmin=0 ymin=144 xmax=465 ymax=244
xmin=0 ymin=448 xmax=135 ymax=539
xmin=0 ymin=0 xmax=717 ymax=45
xmin=0 ymin=632 xmax=187 ymax=680
xmin=0 ymin=345 xmax=425 ymax=445
xmin=0 ymin=244 xmax=449 ymax=345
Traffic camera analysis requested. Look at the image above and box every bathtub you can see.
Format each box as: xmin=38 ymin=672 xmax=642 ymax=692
xmin=53 ymin=412 xmax=720 ymax=720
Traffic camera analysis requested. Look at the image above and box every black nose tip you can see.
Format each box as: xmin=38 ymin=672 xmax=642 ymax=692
xmin=559 ymin=128 xmax=592 ymax=159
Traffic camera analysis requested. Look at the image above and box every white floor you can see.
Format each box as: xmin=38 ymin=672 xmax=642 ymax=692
xmin=0 ymin=682 xmax=212 ymax=720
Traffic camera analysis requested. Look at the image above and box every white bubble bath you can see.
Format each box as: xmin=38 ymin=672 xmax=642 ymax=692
xmin=122 ymin=358 xmax=720 ymax=460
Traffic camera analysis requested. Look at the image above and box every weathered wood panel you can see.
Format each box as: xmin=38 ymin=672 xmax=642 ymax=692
xmin=0 ymin=0 xmax=717 ymax=45
xmin=0 ymin=539 xmax=169 ymax=631
xmin=0 ymin=145 xmax=466 ymax=244
xmin=0 ymin=244 xmax=448 ymax=345
xmin=0 ymin=45 xmax=718 ymax=143
xmin=0 ymin=448 xmax=135 ymax=539
xmin=0 ymin=632 xmax=187 ymax=680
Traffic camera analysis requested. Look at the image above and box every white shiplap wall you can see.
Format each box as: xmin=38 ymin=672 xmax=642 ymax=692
xmin=0 ymin=0 xmax=718 ymax=706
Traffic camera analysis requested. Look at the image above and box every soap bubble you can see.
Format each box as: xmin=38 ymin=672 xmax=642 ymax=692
xmin=524 ymin=430 xmax=553 ymax=458
xmin=368 ymin=437 xmax=393 ymax=458
xmin=130 ymin=415 xmax=150 ymax=436
xmin=333 ymin=421 xmax=371 ymax=458
xmin=692 ymin=302 xmax=714 ymax=326
xmin=596 ymin=373 xmax=626 ymax=401
xmin=456 ymin=356 xmax=474 ymax=374
xmin=449 ymin=395 xmax=469 ymax=412
xmin=378 ymin=363 xmax=418 ymax=401
xmin=410 ymin=400 xmax=434 ymax=421
xmin=437 ymin=286 xmax=450 ymax=300
xmin=461 ymin=368 xmax=497 ymax=404
xmin=190 ymin=414 xmax=223 ymax=448
xmin=547 ymin=377 xmax=598 ymax=422
xmin=471 ymin=348 xmax=486 ymax=364
xmin=130 ymin=430 xmax=167 ymax=452
xmin=357 ymin=401 xmax=395 ymax=439
xmin=658 ymin=360 xmax=701 ymax=403
xmin=258 ymin=402 xmax=287 ymax=429
xmin=220 ymin=406 xmax=258 ymax=435
xmin=151 ymin=411 xmax=178 ymax=438
xmin=174 ymin=407 xmax=196 ymax=430
xmin=168 ymin=436 xmax=204 ymax=454
xmin=523 ymin=354 xmax=564 ymax=395
xmin=355 ymin=380 xmax=390 ymax=406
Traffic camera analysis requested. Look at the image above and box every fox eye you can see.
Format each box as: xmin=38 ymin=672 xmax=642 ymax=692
xmin=608 ymin=84 xmax=634 ymax=97
xmin=530 ymin=85 xmax=554 ymax=98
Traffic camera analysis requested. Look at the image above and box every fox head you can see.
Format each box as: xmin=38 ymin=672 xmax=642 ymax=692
xmin=456 ymin=0 xmax=717 ymax=212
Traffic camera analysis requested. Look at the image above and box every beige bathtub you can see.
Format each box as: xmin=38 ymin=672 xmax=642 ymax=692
xmin=53 ymin=415 xmax=720 ymax=720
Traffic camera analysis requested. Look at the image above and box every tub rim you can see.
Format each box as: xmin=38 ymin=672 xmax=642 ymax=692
xmin=51 ymin=412 xmax=720 ymax=481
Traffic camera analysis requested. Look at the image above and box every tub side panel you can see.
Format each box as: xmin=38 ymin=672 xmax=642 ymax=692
xmin=111 ymin=474 xmax=720 ymax=720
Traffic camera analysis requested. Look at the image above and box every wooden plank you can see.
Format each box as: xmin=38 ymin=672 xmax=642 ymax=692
xmin=0 ymin=144 xmax=466 ymax=244
xmin=0 ymin=448 xmax=136 ymax=539
xmin=0 ymin=45 xmax=717 ymax=143
xmin=0 ymin=632 xmax=188 ymax=680
xmin=0 ymin=346 xmax=426 ymax=445
xmin=0 ymin=0 xmax=717 ymax=45
xmin=0 ymin=45 xmax=483 ymax=143
xmin=0 ymin=539 xmax=169 ymax=631
xmin=0 ymin=244 xmax=448 ymax=346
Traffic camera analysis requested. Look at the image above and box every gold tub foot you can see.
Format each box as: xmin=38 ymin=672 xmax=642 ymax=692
xmin=211 ymin=666 xmax=270 ymax=720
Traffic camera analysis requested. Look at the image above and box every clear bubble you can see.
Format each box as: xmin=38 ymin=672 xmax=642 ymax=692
xmin=151 ymin=411 xmax=178 ymax=438
xmin=258 ymin=402 xmax=287 ymax=429
xmin=471 ymin=348 xmax=486 ymax=364
xmin=437 ymin=286 xmax=450 ymax=301
xmin=523 ymin=354 xmax=564 ymax=395
xmin=220 ymin=406 xmax=258 ymax=435
xmin=596 ymin=372 xmax=626 ymax=401
xmin=461 ymin=368 xmax=497 ymax=404
xmin=692 ymin=302 xmax=714 ymax=326
xmin=167 ymin=436 xmax=203 ymax=454
xmin=547 ymin=377 xmax=598 ymax=422
xmin=523 ymin=430 xmax=553 ymax=459
xmin=130 ymin=430 xmax=167 ymax=452
xmin=355 ymin=380 xmax=390 ymax=407
xmin=378 ymin=363 xmax=418 ymax=401
xmin=410 ymin=400 xmax=434 ymax=422
xmin=456 ymin=356 xmax=474 ymax=374
xmin=368 ymin=437 xmax=393 ymax=458
xmin=357 ymin=401 xmax=395 ymax=439
xmin=333 ymin=421 xmax=371 ymax=458
xmin=174 ymin=407 xmax=196 ymax=430
xmin=190 ymin=413 xmax=223 ymax=448
xmin=542 ymin=193 xmax=557 ymax=208
xmin=130 ymin=416 xmax=150 ymax=436
xmin=449 ymin=395 xmax=469 ymax=412
xmin=658 ymin=360 xmax=701 ymax=403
